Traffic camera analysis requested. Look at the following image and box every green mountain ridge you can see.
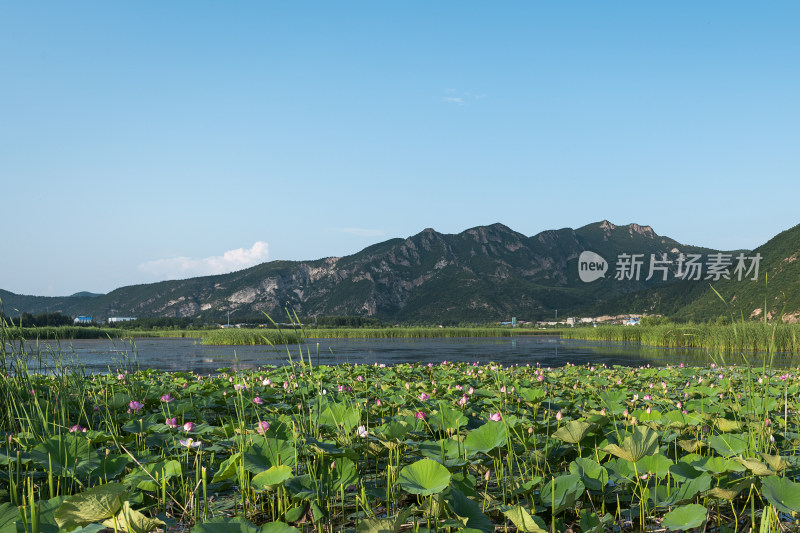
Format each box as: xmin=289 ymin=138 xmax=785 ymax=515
xmin=1 ymin=220 xmax=794 ymax=323
xmin=599 ymin=222 xmax=800 ymax=322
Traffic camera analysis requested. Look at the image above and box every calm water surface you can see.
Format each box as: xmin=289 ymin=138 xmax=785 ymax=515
xmin=6 ymin=335 xmax=737 ymax=375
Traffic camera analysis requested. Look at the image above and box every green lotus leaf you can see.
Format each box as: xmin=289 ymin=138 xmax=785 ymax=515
xmin=212 ymin=452 xmax=242 ymax=483
xmin=442 ymin=487 xmax=494 ymax=533
xmin=260 ymin=522 xmax=302 ymax=533
xmin=603 ymin=426 xmax=659 ymax=463
xmin=419 ymin=439 xmax=465 ymax=467
xmin=502 ymin=505 xmax=548 ymax=533
xmin=691 ymin=456 xmax=746 ymax=474
xmin=552 ymin=420 xmax=594 ymax=444
xmin=464 ymin=422 xmax=507 ymax=455
xmin=735 ymin=457 xmax=774 ymax=476
xmin=568 ymin=457 xmax=608 ymax=491
xmin=398 ymin=458 xmax=452 ymax=496
xmin=760 ymin=453 xmax=789 ymax=472
xmin=323 ymin=457 xmax=358 ymax=491
xmin=656 ymin=473 xmax=712 ymax=508
xmin=429 ymin=407 xmax=468 ymax=432
xmin=761 ymin=476 xmax=800 ymax=513
xmin=102 ymin=501 xmax=165 ymax=533
xmin=636 ymin=453 xmax=673 ymax=478
xmin=252 ymin=465 xmax=294 ymax=490
xmin=707 ymin=478 xmax=754 ymax=501
xmin=662 ymin=504 xmax=707 ymax=531
xmin=708 ymin=433 xmax=749 ymax=457
xmin=55 ymin=482 xmax=126 ymax=530
xmin=243 ymin=438 xmax=296 ymax=473
xmin=579 ymin=510 xmax=613 ymax=533
xmin=540 ymin=474 xmax=584 ymax=514
xmin=714 ymin=418 xmax=742 ymax=432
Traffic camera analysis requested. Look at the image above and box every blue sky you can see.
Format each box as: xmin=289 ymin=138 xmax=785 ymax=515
xmin=2 ymin=2 xmax=798 ymax=296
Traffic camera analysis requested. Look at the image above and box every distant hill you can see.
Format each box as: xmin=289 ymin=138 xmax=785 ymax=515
xmin=600 ymin=223 xmax=800 ymax=322
xmin=4 ymin=219 xmax=775 ymax=323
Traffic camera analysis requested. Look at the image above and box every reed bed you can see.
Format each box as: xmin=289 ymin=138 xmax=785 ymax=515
xmin=0 ymin=325 xmax=162 ymax=340
xmin=304 ymin=327 xmax=547 ymax=339
xmin=562 ymin=322 xmax=800 ymax=353
xmin=199 ymin=328 xmax=302 ymax=346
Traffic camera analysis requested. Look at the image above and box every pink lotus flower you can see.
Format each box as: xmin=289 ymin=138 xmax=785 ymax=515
xmin=375 ymin=399 xmax=382 ymax=406
xmin=500 ymin=386 xmax=507 ymax=393
xmin=356 ymin=425 xmax=368 ymax=438
xmin=555 ymin=411 xmax=563 ymax=421
xmin=180 ymin=438 xmax=201 ymax=448
xmin=415 ymin=411 xmax=426 ymax=420
xmin=256 ymin=421 xmax=270 ymax=434
xmin=183 ymin=422 xmax=194 ymax=432
xmin=357 ymin=375 xmax=364 ymax=382
xmin=537 ymin=375 xmax=544 ymax=382
xmin=253 ymin=397 xmax=264 ymax=405
xmin=70 ymin=424 xmax=86 ymax=433
xmin=160 ymin=394 xmax=174 ymax=403
xmin=262 ymin=378 xmax=271 ymax=386
xmin=129 ymin=401 xmax=144 ymax=413
xmin=234 ymin=383 xmax=246 ymax=391
xmin=489 ymin=412 xmax=502 ymax=422
xmin=419 ymin=393 xmax=430 ymax=401
xmin=165 ymin=418 xmax=178 ymax=428
xmin=458 ymin=394 xmax=468 ymax=407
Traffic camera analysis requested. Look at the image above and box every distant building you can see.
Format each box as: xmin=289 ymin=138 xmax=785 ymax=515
xmin=74 ymin=316 xmax=92 ymax=325
xmin=625 ymin=317 xmax=641 ymax=326
xmin=108 ymin=317 xmax=137 ymax=323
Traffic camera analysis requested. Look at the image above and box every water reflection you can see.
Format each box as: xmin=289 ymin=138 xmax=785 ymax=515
xmin=6 ymin=335 xmax=797 ymax=375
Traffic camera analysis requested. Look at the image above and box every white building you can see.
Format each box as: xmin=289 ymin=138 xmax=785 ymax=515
xmin=108 ymin=317 xmax=137 ymax=323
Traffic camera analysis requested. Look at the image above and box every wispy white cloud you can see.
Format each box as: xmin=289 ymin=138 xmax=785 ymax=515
xmin=442 ymin=89 xmax=486 ymax=106
xmin=139 ymin=241 xmax=269 ymax=279
xmin=443 ymin=97 xmax=465 ymax=106
xmin=336 ymin=228 xmax=386 ymax=237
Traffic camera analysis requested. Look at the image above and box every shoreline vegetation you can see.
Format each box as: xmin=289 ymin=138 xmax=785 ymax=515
xmin=0 ymin=325 xmax=561 ymax=346
xmin=3 ymin=322 xmax=800 ymax=353
xmin=563 ymin=322 xmax=800 ymax=354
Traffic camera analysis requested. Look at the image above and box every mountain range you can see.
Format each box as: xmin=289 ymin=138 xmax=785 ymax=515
xmin=2 ymin=220 xmax=798 ymax=323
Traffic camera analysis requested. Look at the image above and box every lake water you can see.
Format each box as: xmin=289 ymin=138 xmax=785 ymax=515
xmin=4 ymin=335 xmax=736 ymax=374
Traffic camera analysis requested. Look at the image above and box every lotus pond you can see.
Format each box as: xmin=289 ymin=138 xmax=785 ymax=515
xmin=3 ymin=349 xmax=800 ymax=533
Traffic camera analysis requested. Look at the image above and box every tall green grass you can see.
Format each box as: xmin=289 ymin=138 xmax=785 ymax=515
xmin=303 ymin=326 xmax=556 ymax=339
xmin=0 ymin=325 xmax=163 ymax=341
xmin=197 ymin=326 xmax=558 ymax=345
xmin=199 ymin=328 xmax=302 ymax=346
xmin=562 ymin=322 xmax=800 ymax=353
